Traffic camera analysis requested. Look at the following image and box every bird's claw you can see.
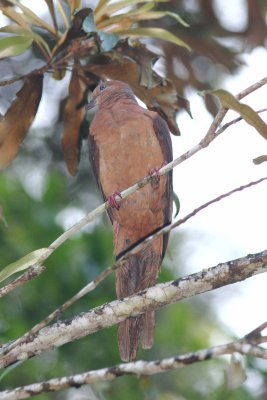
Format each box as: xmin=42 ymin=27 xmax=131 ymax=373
xmin=107 ymin=191 xmax=122 ymax=210
xmin=149 ymin=161 xmax=167 ymax=190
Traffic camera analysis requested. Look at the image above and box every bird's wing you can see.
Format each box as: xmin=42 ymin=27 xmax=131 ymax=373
xmin=152 ymin=114 xmax=173 ymax=258
xmin=88 ymin=132 xmax=114 ymax=224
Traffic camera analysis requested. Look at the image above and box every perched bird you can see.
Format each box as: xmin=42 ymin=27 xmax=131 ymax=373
xmin=86 ymin=80 xmax=173 ymax=361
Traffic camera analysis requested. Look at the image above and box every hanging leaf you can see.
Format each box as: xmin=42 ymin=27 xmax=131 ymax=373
xmin=0 ymin=34 xmax=33 ymax=59
xmin=115 ymin=28 xmax=191 ymax=50
xmin=95 ymin=0 xmax=169 ymax=20
xmin=0 ymin=74 xmax=43 ymax=169
xmin=84 ymin=40 xmax=184 ymax=135
xmin=97 ymin=9 xmax=189 ymax=30
xmin=82 ymin=12 xmax=120 ymax=52
xmin=61 ymin=72 xmax=86 ymax=176
xmin=0 ymin=248 xmax=48 ymax=284
xmin=44 ymin=0 xmax=58 ymax=32
xmin=68 ymin=0 xmax=82 ymax=14
xmin=173 ymin=191 xmax=180 ymax=218
xmin=206 ymin=89 xmax=267 ymax=140
xmin=5 ymin=0 xmax=57 ymax=36
xmin=0 ymin=6 xmax=29 ymax=29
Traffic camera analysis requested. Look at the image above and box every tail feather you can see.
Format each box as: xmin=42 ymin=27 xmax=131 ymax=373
xmin=118 ymin=316 xmax=143 ymax=362
xmin=115 ymin=237 xmax=162 ymax=361
xmin=142 ymin=311 xmax=155 ymax=349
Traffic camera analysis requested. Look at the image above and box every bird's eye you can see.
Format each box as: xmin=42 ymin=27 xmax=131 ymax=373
xmin=99 ymin=84 xmax=106 ymax=91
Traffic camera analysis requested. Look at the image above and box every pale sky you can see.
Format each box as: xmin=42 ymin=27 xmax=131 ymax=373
xmin=171 ymin=47 xmax=267 ymax=337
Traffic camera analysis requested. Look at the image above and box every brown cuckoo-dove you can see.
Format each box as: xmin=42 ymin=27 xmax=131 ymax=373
xmin=86 ymin=80 xmax=173 ymax=361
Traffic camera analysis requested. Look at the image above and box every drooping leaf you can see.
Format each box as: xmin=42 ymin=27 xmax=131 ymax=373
xmin=56 ymin=0 xmax=70 ymax=29
xmin=0 ymin=361 xmax=24 ymax=383
xmin=0 ymin=34 xmax=33 ymax=59
xmin=61 ymin=72 xmax=86 ymax=176
xmin=0 ymin=6 xmax=29 ymax=28
xmin=94 ymin=0 xmax=169 ymax=20
xmin=68 ymin=0 xmax=82 ymax=14
xmin=207 ymin=89 xmax=267 ymax=140
xmin=82 ymin=12 xmax=96 ymax=32
xmin=0 ymin=24 xmax=51 ymax=58
xmin=98 ymin=31 xmax=120 ymax=51
xmin=5 ymin=0 xmax=57 ymax=36
xmin=173 ymin=191 xmax=180 ymax=218
xmin=82 ymin=12 xmax=120 ymax=52
xmin=84 ymin=40 xmax=184 ymax=134
xmin=0 ymin=75 xmax=43 ymax=169
xmin=0 ymin=248 xmax=48 ymax=283
xmin=44 ymin=0 xmax=58 ymax=31
xmin=0 ymin=24 xmax=32 ymax=35
xmin=98 ymin=10 xmax=189 ymax=30
xmin=115 ymin=27 xmax=191 ymax=50
xmin=94 ymin=0 xmax=108 ymax=16
xmin=253 ymin=155 xmax=267 ymax=165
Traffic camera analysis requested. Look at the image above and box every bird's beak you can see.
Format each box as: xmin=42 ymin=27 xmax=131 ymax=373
xmin=85 ymin=98 xmax=96 ymax=111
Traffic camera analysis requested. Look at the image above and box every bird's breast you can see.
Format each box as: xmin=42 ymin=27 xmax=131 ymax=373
xmin=90 ymin=108 xmax=167 ymax=235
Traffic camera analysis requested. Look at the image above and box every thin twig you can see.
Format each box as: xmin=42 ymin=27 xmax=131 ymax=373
xmin=0 ymin=265 xmax=45 ymax=298
xmin=0 ymin=323 xmax=267 ymax=399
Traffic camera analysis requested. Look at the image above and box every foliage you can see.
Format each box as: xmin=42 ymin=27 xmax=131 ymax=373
xmin=0 ymin=1 xmax=267 ymax=399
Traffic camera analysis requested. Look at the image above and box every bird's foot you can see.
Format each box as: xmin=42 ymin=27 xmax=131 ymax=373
xmin=107 ymin=191 xmax=122 ymax=210
xmin=149 ymin=162 xmax=167 ymax=190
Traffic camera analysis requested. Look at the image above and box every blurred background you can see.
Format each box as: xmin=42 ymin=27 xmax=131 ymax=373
xmin=0 ymin=0 xmax=267 ymax=399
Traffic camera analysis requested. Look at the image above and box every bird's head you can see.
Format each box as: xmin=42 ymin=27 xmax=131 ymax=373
xmin=85 ymin=80 xmax=136 ymax=112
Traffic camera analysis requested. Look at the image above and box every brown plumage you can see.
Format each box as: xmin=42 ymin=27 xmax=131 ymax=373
xmin=87 ymin=80 xmax=173 ymax=361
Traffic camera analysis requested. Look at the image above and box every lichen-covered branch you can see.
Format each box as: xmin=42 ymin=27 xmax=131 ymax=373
xmin=1 ymin=77 xmax=266 ymax=299
xmin=0 ymin=250 xmax=266 ymax=369
xmin=0 ymin=323 xmax=266 ymax=400
xmin=3 ymin=175 xmax=266 ymax=358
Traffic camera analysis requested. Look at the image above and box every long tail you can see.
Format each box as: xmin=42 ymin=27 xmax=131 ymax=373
xmin=115 ymin=239 xmax=161 ymax=362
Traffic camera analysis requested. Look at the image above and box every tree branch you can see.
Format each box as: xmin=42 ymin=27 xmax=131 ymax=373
xmin=0 ymin=322 xmax=266 ymax=400
xmin=1 ymin=77 xmax=266 ymax=296
xmin=0 ymin=265 xmax=45 ymax=298
xmin=2 ymin=176 xmax=266 ymax=357
xmin=0 ymin=249 xmax=266 ymax=369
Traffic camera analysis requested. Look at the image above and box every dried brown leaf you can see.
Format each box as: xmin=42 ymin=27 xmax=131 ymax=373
xmin=84 ymin=40 xmax=184 ymax=135
xmin=61 ymin=72 xmax=86 ymax=176
xmin=0 ymin=75 xmax=43 ymax=169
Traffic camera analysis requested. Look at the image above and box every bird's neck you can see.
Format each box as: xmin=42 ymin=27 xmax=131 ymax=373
xmin=100 ymin=91 xmax=138 ymax=110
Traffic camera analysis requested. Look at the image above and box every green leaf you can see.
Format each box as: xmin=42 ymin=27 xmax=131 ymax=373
xmin=0 ymin=35 xmax=33 ymax=59
xmin=0 ymin=25 xmax=51 ymax=58
xmin=98 ymin=31 xmax=120 ymax=51
xmin=207 ymin=89 xmax=267 ymax=140
xmin=82 ymin=13 xmax=119 ymax=51
xmin=0 ymin=25 xmax=33 ymax=36
xmin=0 ymin=248 xmax=49 ymax=284
xmin=82 ymin=12 xmax=97 ymax=32
xmin=173 ymin=191 xmax=180 ymax=218
xmin=115 ymin=28 xmax=191 ymax=50
xmin=5 ymin=0 xmax=57 ymax=36
xmin=0 ymin=361 xmax=24 ymax=383
xmin=95 ymin=0 xmax=169 ymax=18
